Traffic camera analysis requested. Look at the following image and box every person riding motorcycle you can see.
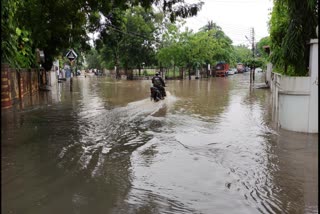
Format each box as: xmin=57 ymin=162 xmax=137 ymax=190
xmin=151 ymin=72 xmax=166 ymax=98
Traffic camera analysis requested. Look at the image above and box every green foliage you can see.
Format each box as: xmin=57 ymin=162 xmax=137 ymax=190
xmin=157 ymin=22 xmax=234 ymax=73
xmin=199 ymin=21 xmax=222 ymax=32
xmin=1 ymin=0 xmax=17 ymax=65
xmin=269 ymin=0 xmax=318 ymax=76
xmin=121 ymin=7 xmax=157 ymax=68
xmin=85 ymin=49 xmax=104 ymax=70
xmin=1 ymin=0 xmax=34 ymax=68
xmin=256 ymin=37 xmax=271 ymax=59
xmin=244 ymin=57 xmax=264 ymax=69
xmin=230 ymin=45 xmax=251 ymax=66
xmin=95 ymin=6 xmax=159 ymax=75
xmin=2 ymin=0 xmax=203 ymax=70
xmin=17 ymin=0 xmax=91 ymax=71
xmin=15 ymin=28 xmax=35 ymax=68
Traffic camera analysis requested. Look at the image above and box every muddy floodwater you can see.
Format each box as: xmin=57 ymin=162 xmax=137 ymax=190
xmin=1 ymin=72 xmax=318 ymax=214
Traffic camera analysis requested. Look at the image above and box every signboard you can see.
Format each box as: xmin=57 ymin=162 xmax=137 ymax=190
xmin=66 ymin=49 xmax=78 ymax=61
xmin=36 ymin=49 xmax=45 ymax=63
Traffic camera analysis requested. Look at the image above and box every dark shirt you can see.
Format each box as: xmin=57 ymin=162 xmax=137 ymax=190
xmin=152 ymin=75 xmax=165 ymax=87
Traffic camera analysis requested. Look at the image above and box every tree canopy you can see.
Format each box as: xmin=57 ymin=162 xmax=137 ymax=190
xmin=156 ymin=21 xmax=234 ymax=75
xmin=231 ymin=45 xmax=252 ymax=65
xmin=269 ymin=0 xmax=318 ymax=76
xmin=1 ymin=0 xmax=204 ymax=70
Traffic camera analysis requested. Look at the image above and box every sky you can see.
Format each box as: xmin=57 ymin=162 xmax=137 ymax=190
xmin=183 ymin=0 xmax=273 ymax=46
xmin=89 ymin=0 xmax=273 ymax=46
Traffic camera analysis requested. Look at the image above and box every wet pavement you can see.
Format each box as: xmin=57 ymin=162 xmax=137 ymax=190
xmin=1 ymin=72 xmax=318 ymax=214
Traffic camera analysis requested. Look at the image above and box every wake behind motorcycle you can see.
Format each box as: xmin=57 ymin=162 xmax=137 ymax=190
xmin=150 ymin=72 xmax=167 ymax=102
xmin=150 ymin=86 xmax=166 ymax=102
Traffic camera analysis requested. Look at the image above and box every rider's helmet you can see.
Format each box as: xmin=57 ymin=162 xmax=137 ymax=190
xmin=155 ymin=72 xmax=160 ymax=76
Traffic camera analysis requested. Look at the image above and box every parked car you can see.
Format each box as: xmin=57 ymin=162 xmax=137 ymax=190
xmin=94 ymin=70 xmax=103 ymax=76
xmin=214 ymin=62 xmax=229 ymax=77
xmin=236 ymin=63 xmax=245 ymax=73
xmin=227 ymin=69 xmax=235 ymax=75
xmin=256 ymin=67 xmax=263 ymax=72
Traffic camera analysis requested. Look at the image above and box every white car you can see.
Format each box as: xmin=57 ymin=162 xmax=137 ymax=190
xmin=256 ymin=67 xmax=263 ymax=72
xmin=232 ymin=68 xmax=237 ymax=74
xmin=227 ymin=69 xmax=235 ymax=75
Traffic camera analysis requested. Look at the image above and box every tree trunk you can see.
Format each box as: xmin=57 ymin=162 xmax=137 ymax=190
xmin=114 ymin=52 xmax=120 ymax=79
xmin=284 ymin=64 xmax=288 ymax=75
xmin=160 ymin=62 xmax=163 ymax=74
xmin=253 ymin=66 xmax=255 ymax=82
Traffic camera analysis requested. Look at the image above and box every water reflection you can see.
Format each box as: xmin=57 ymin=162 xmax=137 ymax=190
xmin=169 ymin=78 xmax=230 ymax=118
xmin=1 ymin=73 xmax=318 ymax=214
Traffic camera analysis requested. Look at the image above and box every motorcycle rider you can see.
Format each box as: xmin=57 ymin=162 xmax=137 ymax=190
xmin=151 ymin=72 xmax=166 ymax=98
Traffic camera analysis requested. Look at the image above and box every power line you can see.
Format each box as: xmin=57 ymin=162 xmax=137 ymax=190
xmin=188 ymin=15 xmax=253 ymax=32
xmin=104 ymin=23 xmax=150 ymax=40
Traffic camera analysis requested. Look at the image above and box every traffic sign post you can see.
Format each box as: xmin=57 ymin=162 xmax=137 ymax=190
xmin=66 ymin=49 xmax=78 ymax=61
xmin=66 ymin=49 xmax=78 ymax=91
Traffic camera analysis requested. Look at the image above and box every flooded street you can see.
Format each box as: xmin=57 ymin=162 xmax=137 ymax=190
xmin=1 ymin=72 xmax=318 ymax=214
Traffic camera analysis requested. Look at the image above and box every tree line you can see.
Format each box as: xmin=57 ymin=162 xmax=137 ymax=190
xmin=2 ymin=0 xmax=317 ymax=76
xmin=1 ymin=0 xmax=203 ymax=71
xmin=85 ymin=12 xmax=266 ymax=78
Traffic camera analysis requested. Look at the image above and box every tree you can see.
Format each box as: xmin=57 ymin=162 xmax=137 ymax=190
xmin=199 ymin=21 xmax=221 ymax=32
xmin=16 ymin=0 xmax=91 ymax=71
xmin=156 ymin=24 xmax=234 ymax=79
xmin=1 ymin=0 xmax=34 ymax=68
xmin=256 ymin=36 xmax=271 ymax=59
xmin=85 ymin=49 xmax=103 ymax=70
xmin=121 ymin=6 xmax=158 ymax=75
xmin=231 ymin=45 xmax=252 ymax=66
xmin=2 ymin=0 xmax=204 ymax=70
xmin=269 ymin=0 xmax=318 ymax=76
xmin=244 ymin=58 xmax=264 ymax=69
xmin=156 ymin=21 xmax=185 ymax=77
xmin=96 ymin=8 xmax=127 ymax=78
xmin=95 ymin=6 xmax=158 ymax=78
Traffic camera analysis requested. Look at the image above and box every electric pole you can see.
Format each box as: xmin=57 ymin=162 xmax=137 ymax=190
xmin=246 ymin=28 xmax=255 ymax=85
xmin=245 ymin=27 xmax=255 ymax=85
xmin=251 ymin=28 xmax=255 ymax=83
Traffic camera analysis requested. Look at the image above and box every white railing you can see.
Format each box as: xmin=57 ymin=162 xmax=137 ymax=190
xmin=270 ymin=39 xmax=318 ymax=133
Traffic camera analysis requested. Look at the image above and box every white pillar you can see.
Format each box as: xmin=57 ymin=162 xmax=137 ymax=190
xmin=266 ymin=62 xmax=272 ymax=85
xmin=308 ymin=39 xmax=318 ymax=133
xmin=162 ymin=71 xmax=166 ymax=80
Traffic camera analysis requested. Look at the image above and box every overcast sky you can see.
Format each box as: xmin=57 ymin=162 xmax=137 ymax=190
xmin=183 ymin=0 xmax=273 ymax=46
xmin=89 ymin=0 xmax=273 ymax=46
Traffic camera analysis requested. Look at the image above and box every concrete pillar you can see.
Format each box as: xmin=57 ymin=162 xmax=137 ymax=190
xmin=307 ymin=39 xmax=318 ymax=133
xmin=17 ymin=71 xmax=26 ymax=110
xmin=17 ymin=71 xmax=24 ymax=99
xmin=1 ymin=64 xmax=12 ymax=109
xmin=266 ymin=62 xmax=272 ymax=85
xmin=196 ymin=69 xmax=200 ymax=79
xmin=162 ymin=70 xmax=166 ymax=80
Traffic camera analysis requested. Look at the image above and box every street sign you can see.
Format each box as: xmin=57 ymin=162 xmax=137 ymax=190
xmin=36 ymin=49 xmax=45 ymax=63
xmin=66 ymin=49 xmax=78 ymax=61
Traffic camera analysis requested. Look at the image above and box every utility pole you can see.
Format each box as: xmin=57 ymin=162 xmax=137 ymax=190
xmin=251 ymin=28 xmax=255 ymax=83
xmin=70 ymin=23 xmax=73 ymax=91
xmin=246 ymin=28 xmax=255 ymax=85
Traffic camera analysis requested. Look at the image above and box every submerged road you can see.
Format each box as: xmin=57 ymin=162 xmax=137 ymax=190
xmin=1 ymin=72 xmax=318 ymax=214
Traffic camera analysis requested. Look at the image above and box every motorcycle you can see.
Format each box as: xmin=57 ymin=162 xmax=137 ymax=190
xmin=150 ymin=86 xmax=166 ymax=102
